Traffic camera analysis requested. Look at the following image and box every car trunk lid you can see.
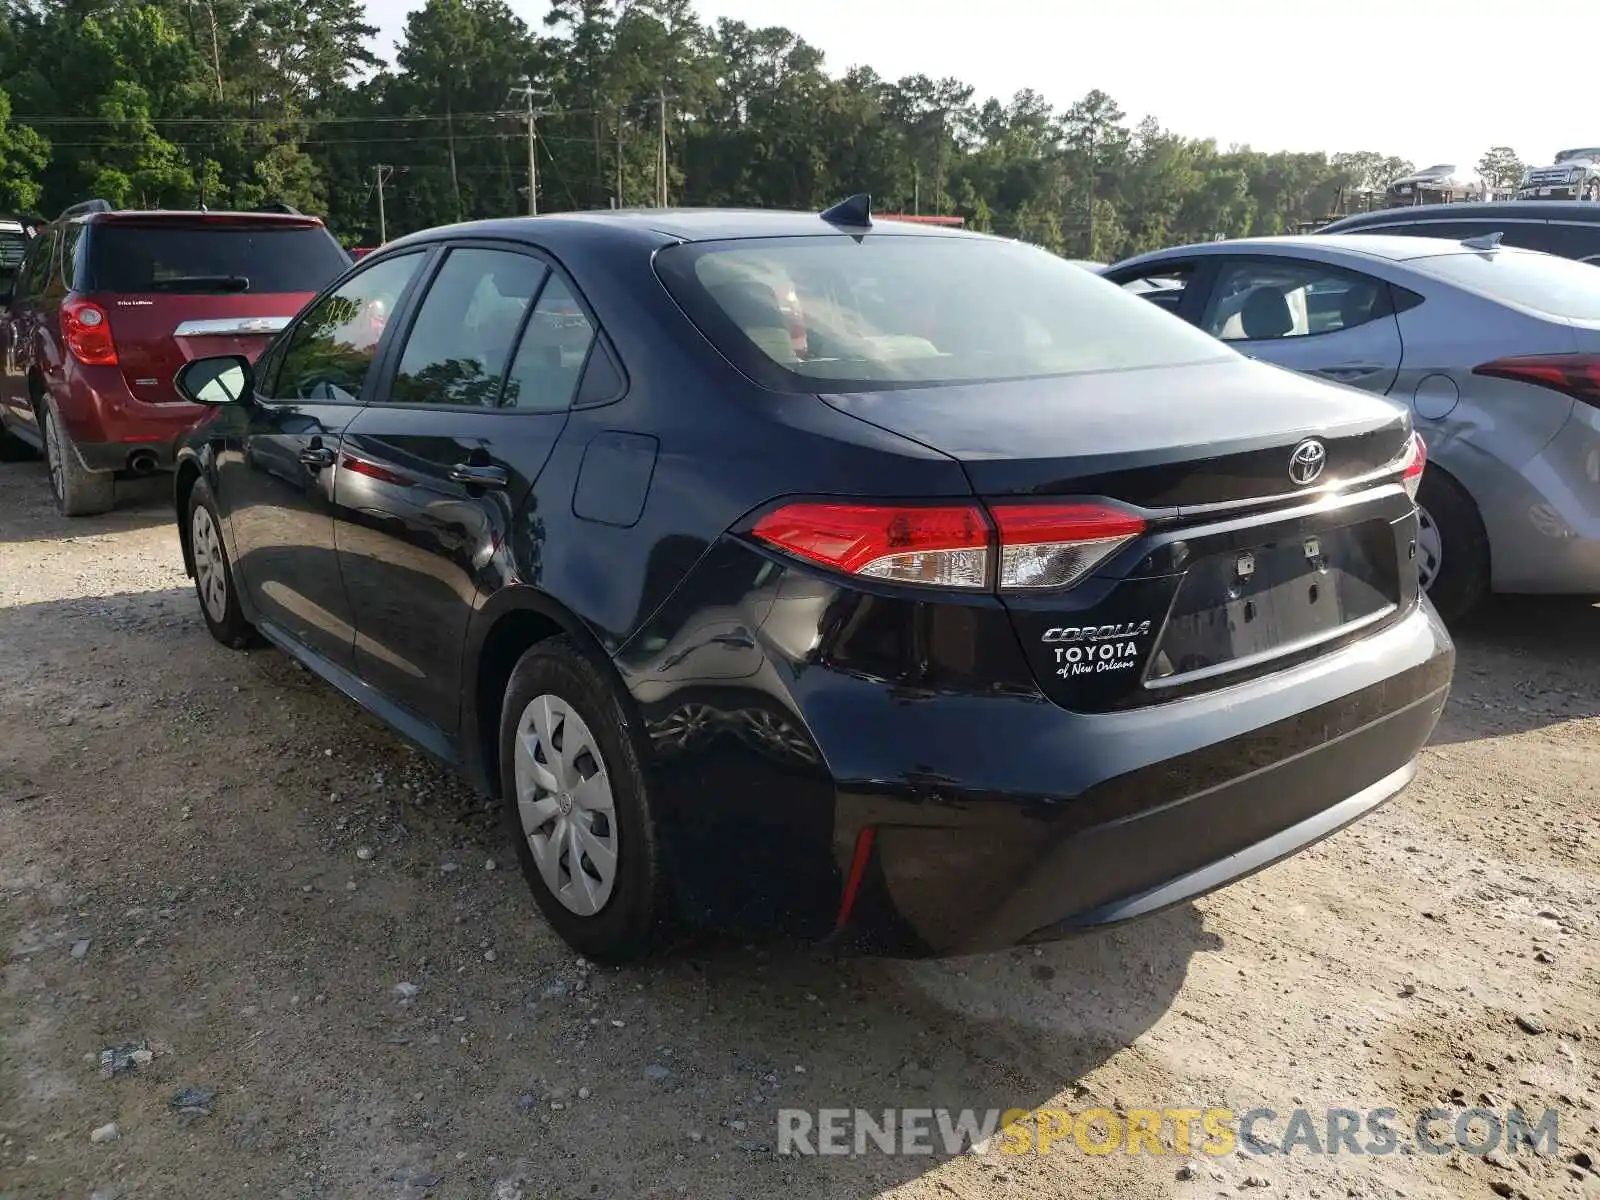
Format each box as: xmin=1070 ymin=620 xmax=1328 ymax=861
xmin=818 ymin=356 xmax=1410 ymax=510
xmin=82 ymin=214 xmax=350 ymax=403
xmin=820 ymin=357 xmax=1417 ymax=711
xmin=95 ymin=294 xmax=311 ymax=403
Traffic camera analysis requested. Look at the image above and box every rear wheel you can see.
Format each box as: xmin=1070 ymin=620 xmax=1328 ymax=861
xmin=1416 ymin=469 xmax=1489 ymax=624
xmin=41 ymin=397 xmax=114 ymax=516
xmin=498 ymin=637 xmax=665 ymax=964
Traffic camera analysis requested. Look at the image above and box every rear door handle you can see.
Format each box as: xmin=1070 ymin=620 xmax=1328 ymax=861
xmin=448 ymin=462 xmax=508 ymax=488
xmin=299 ymin=445 xmax=336 ymax=467
xmin=1315 ymin=363 xmax=1386 ymax=382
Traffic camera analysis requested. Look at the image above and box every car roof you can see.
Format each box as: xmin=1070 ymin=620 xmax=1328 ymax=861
xmin=385 ymin=207 xmax=983 ymax=251
xmin=1109 ymin=233 xmax=1509 ymax=273
xmin=1320 ymin=201 xmax=1600 ymax=232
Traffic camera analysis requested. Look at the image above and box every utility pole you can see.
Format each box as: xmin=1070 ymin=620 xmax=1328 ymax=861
xmin=373 ymin=163 xmax=394 ymax=243
xmin=508 ymin=75 xmax=552 ymax=216
xmin=655 ymin=87 xmax=675 ymax=208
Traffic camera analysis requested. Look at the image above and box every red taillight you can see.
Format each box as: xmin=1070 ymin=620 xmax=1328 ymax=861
xmin=60 ymin=299 xmax=118 ymax=366
xmin=988 ymin=503 xmax=1146 ymax=591
xmin=1473 ymin=354 xmax=1600 ymax=408
xmin=750 ymin=499 xmax=1146 ymax=592
xmin=751 ymin=502 xmax=991 ymax=589
xmin=1396 ymin=431 xmax=1427 ymax=500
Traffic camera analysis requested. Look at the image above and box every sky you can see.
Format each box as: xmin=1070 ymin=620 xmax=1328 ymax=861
xmin=363 ymin=0 xmax=1588 ymax=170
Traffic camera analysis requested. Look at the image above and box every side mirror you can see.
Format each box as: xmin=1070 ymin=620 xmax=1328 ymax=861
xmin=176 ymin=355 xmax=253 ymax=406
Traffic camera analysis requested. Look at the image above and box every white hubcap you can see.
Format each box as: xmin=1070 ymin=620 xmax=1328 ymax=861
xmin=191 ymin=506 xmax=228 ymax=622
xmin=514 ymin=694 xmax=618 ymax=916
xmin=1416 ymin=505 xmax=1443 ymax=591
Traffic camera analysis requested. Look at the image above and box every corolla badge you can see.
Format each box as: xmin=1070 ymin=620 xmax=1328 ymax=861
xmin=1288 ymin=438 xmax=1327 ymax=486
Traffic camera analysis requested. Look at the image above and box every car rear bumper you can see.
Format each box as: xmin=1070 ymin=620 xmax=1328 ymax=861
xmin=836 ymin=603 xmax=1452 ymax=955
xmin=58 ymin=362 xmax=208 ymax=470
xmin=620 ymin=536 xmax=1454 ymax=955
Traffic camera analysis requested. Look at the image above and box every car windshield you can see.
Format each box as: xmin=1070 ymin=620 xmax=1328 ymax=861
xmin=655 ymin=235 xmax=1231 ymax=391
xmin=88 ymin=223 xmax=350 ymax=293
xmin=1555 ymin=148 xmax=1600 ymax=162
xmin=1408 ymin=248 xmax=1600 ymax=319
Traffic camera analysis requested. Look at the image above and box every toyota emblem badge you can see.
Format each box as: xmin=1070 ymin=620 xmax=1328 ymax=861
xmin=1288 ymin=438 xmax=1327 ymax=486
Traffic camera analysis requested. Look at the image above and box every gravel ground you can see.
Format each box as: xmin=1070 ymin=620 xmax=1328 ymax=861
xmin=1 ymin=459 xmax=1598 ymax=1200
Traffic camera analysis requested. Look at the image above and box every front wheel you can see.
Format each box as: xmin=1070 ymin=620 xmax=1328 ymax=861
xmin=41 ymin=397 xmax=114 ymax=516
xmin=187 ymin=478 xmax=254 ymax=649
xmin=1416 ymin=469 xmax=1489 ymax=624
xmin=499 ymin=637 xmax=666 ymax=964
xmin=1585 ymin=179 xmax=1600 ymax=202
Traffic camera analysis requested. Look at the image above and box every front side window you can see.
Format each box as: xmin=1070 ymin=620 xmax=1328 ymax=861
xmin=655 ymin=235 xmax=1230 ymax=393
xmin=1201 ymin=260 xmax=1390 ymax=342
xmin=387 ymin=248 xmax=548 ymax=407
xmin=269 ymin=252 xmax=423 ymax=403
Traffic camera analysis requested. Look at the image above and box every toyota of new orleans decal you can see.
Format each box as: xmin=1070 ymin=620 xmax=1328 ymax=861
xmin=1040 ymin=620 xmax=1152 ymax=679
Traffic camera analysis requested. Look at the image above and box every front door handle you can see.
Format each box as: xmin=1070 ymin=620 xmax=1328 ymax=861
xmin=448 ymin=462 xmax=508 ymax=488
xmin=299 ymin=444 xmax=336 ymax=468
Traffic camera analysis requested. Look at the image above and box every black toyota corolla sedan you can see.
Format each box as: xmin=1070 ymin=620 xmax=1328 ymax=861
xmin=169 ymin=199 xmax=1453 ymax=963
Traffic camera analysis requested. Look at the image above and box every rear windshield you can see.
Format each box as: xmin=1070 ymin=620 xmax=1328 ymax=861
xmin=87 ymin=224 xmax=351 ymax=294
xmin=655 ymin=235 xmax=1232 ymax=392
xmin=1407 ymin=248 xmax=1600 ymax=319
xmin=0 ymin=231 xmax=26 ymax=273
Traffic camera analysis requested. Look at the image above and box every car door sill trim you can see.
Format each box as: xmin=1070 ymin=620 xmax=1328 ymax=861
xmin=255 ymin=618 xmax=460 ymax=767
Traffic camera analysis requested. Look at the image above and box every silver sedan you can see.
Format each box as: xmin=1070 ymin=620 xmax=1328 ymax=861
xmin=1102 ymin=234 xmax=1600 ymax=621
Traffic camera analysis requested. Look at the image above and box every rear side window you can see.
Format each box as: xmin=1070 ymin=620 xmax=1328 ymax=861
xmin=655 ymin=235 xmax=1231 ymax=392
xmin=1202 ymin=260 xmax=1392 ymax=341
xmin=1408 ymin=248 xmax=1600 ymax=319
xmin=502 ymin=276 xmax=596 ymax=411
xmin=387 ymin=248 xmax=548 ymax=407
xmin=87 ymin=223 xmax=350 ymax=294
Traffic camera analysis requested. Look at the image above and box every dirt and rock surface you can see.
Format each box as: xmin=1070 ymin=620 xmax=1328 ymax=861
xmin=1 ymin=458 xmax=1597 ymax=1200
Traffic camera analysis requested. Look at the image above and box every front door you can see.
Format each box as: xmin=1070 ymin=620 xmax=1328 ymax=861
xmin=221 ymin=250 xmax=430 ymax=669
xmin=1193 ymin=256 xmax=1404 ymax=396
xmin=333 ymin=243 xmax=596 ymax=735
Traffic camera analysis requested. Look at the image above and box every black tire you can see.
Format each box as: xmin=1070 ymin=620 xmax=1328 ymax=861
xmin=41 ymin=396 xmax=114 ymax=516
xmin=1585 ymin=179 xmax=1600 ymax=202
xmin=498 ymin=637 xmax=666 ymax=964
xmin=1416 ymin=468 xmax=1489 ymax=624
xmin=186 ymin=477 xmax=254 ymax=649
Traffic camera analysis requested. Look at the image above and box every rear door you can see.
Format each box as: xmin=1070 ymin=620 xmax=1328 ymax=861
xmin=80 ymin=216 xmax=350 ymax=406
xmin=219 ymin=250 xmax=430 ymax=670
xmin=333 ymin=241 xmax=600 ymax=737
xmin=1191 ymin=255 xmax=1404 ymax=394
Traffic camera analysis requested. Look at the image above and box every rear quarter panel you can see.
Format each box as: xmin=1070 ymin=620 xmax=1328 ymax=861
xmin=1392 ymin=287 xmax=1583 ymax=587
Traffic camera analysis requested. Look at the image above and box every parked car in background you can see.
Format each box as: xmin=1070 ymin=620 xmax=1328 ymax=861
xmin=1316 ymin=201 xmax=1600 ymax=263
xmin=1105 ymin=234 xmax=1600 ymax=621
xmin=0 ymin=199 xmax=351 ymax=513
xmin=167 ymin=203 xmax=1449 ymax=963
xmin=1385 ymin=164 xmax=1486 ymax=207
xmin=0 ymin=216 xmax=29 ymax=307
xmin=1518 ymin=148 xmax=1600 ymax=201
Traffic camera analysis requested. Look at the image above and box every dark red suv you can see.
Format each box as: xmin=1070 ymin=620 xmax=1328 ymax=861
xmin=0 ymin=200 xmax=350 ymax=514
